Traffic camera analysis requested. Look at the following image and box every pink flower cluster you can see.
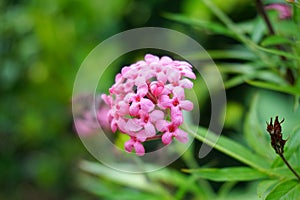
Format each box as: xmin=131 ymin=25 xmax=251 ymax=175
xmin=101 ymin=54 xmax=196 ymax=156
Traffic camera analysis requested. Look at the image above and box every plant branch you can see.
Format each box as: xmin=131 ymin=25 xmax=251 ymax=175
xmin=183 ymin=125 xmax=284 ymax=179
xmin=279 ymin=153 xmax=300 ymax=182
xmin=256 ymin=0 xmax=276 ymax=35
xmin=256 ymin=0 xmax=295 ymax=84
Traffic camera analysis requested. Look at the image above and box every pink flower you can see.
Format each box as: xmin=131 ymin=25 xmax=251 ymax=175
xmin=265 ymin=4 xmax=292 ymax=19
xmin=126 ymin=110 xmax=164 ymax=138
xmin=73 ymin=94 xmax=110 ymax=136
xmin=156 ymin=120 xmax=189 ymax=145
xmin=124 ymin=137 xmax=145 ymax=156
xmin=101 ymin=54 xmax=196 ymax=156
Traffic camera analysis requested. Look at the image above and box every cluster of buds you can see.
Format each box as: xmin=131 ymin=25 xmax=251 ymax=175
xmin=101 ymin=54 xmax=196 ymax=156
xmin=266 ymin=116 xmax=287 ymax=154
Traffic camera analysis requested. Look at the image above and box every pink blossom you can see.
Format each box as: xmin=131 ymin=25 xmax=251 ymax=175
xmin=73 ymin=94 xmax=110 ymax=136
xmin=265 ymin=4 xmax=292 ymax=19
xmin=156 ymin=120 xmax=189 ymax=145
xmin=124 ymin=137 xmax=145 ymax=156
xmin=101 ymin=54 xmax=196 ymax=156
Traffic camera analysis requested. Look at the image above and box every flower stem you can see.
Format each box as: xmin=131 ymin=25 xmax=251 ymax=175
xmin=145 ymin=134 xmax=162 ymax=141
xmin=183 ymin=125 xmax=275 ymax=175
xmin=256 ymin=0 xmax=275 ymax=35
xmin=279 ymin=153 xmax=300 ymax=182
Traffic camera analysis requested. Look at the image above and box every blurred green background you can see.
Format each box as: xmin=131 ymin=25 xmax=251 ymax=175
xmin=0 ymin=0 xmax=257 ymax=199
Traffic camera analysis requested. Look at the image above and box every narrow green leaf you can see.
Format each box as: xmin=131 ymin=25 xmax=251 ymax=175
xmin=224 ymin=74 xmax=253 ymax=89
xmin=201 ymin=0 xmax=275 ymax=66
xmin=79 ymin=161 xmax=162 ymax=194
xmin=270 ymin=167 xmax=300 ymax=178
xmin=186 ymin=50 xmax=256 ymax=61
xmin=222 ymin=68 xmax=287 ymax=89
xmin=149 ymin=167 xmax=210 ymax=197
xmin=266 ymin=179 xmax=299 ymax=200
xmin=261 ymin=35 xmax=292 ymax=47
xmin=78 ymin=173 xmax=160 ymax=200
xmin=246 ymin=80 xmax=300 ymax=96
xmin=251 ymin=18 xmax=265 ymax=44
xmin=163 ymin=13 xmax=235 ymax=37
xmin=183 ymin=125 xmax=271 ymax=171
xmin=257 ymin=45 xmax=300 ymax=61
xmin=183 ymin=167 xmax=267 ymax=182
xmin=217 ymin=181 xmax=237 ymax=198
xmin=79 ymin=160 xmax=210 ymax=198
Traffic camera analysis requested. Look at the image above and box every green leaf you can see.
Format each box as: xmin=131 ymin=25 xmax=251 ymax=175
xmin=149 ymin=166 xmax=211 ymax=198
xmin=218 ymin=63 xmax=258 ymax=74
xmin=78 ymin=173 xmax=160 ymax=200
xmin=224 ymin=74 xmax=252 ymax=89
xmin=163 ymin=13 xmax=235 ymax=37
xmin=184 ymin=167 xmax=267 ymax=182
xmin=261 ymin=35 xmax=292 ymax=47
xmin=270 ymin=167 xmax=300 ymax=179
xmin=246 ymin=80 xmax=300 ymax=96
xmin=79 ymin=160 xmax=212 ymax=199
xmin=79 ymin=161 xmax=164 ymax=194
xmin=266 ymin=179 xmax=300 ymax=200
xmin=245 ymin=91 xmax=300 ymax=171
xmin=244 ymin=94 xmax=275 ymax=161
xmin=221 ymin=65 xmax=287 ymax=89
xmin=251 ymin=18 xmax=265 ymax=44
xmin=257 ymin=45 xmax=300 ymax=61
xmin=183 ymin=125 xmax=271 ymax=171
xmin=186 ymin=50 xmax=257 ymax=61
xmin=257 ymin=180 xmax=279 ymax=199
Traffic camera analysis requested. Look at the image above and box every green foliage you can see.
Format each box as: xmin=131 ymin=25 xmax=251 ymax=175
xmin=265 ymin=179 xmax=300 ymax=200
xmin=3 ymin=0 xmax=300 ymax=199
xmin=0 ymin=0 xmax=128 ymax=199
xmin=166 ymin=0 xmax=300 ymax=199
xmin=183 ymin=167 xmax=268 ymax=182
xmin=79 ymin=0 xmax=300 ymax=199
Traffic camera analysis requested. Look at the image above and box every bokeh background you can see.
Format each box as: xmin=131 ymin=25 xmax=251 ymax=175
xmin=1 ymin=0 xmax=261 ymax=199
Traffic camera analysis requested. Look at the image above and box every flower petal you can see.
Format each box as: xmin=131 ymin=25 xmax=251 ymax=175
xmin=179 ymin=79 xmax=193 ymax=89
xmin=134 ymin=141 xmax=145 ymax=156
xmin=137 ymin=84 xmax=148 ymax=97
xmin=180 ymin=100 xmax=193 ymax=111
xmin=181 ymin=69 xmax=196 ymax=79
xmin=129 ymin=102 xmax=140 ymax=116
xmin=171 ymin=107 xmax=183 ymax=126
xmin=149 ymin=110 xmax=164 ymax=122
xmin=167 ymin=69 xmax=180 ymax=83
xmin=174 ymin=129 xmax=189 ymax=143
xmin=160 ymin=56 xmax=173 ymax=64
xmin=162 ymin=132 xmax=173 ymax=145
xmin=145 ymin=54 xmax=159 ymax=63
xmin=144 ymin=123 xmax=156 ymax=137
xmin=156 ymin=120 xmax=168 ymax=132
xmin=126 ymin=119 xmax=143 ymax=132
xmin=158 ymin=95 xmax=171 ymax=109
xmin=156 ymin=71 xmax=167 ymax=83
xmin=117 ymin=118 xmax=128 ymax=133
xmin=135 ymin=130 xmax=147 ymax=142
xmin=124 ymin=139 xmax=135 ymax=153
xmin=140 ymin=98 xmax=155 ymax=112
xmin=173 ymin=86 xmax=185 ymax=99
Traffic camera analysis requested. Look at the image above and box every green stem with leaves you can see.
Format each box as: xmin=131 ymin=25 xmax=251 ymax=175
xmin=255 ymin=0 xmax=295 ymax=84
